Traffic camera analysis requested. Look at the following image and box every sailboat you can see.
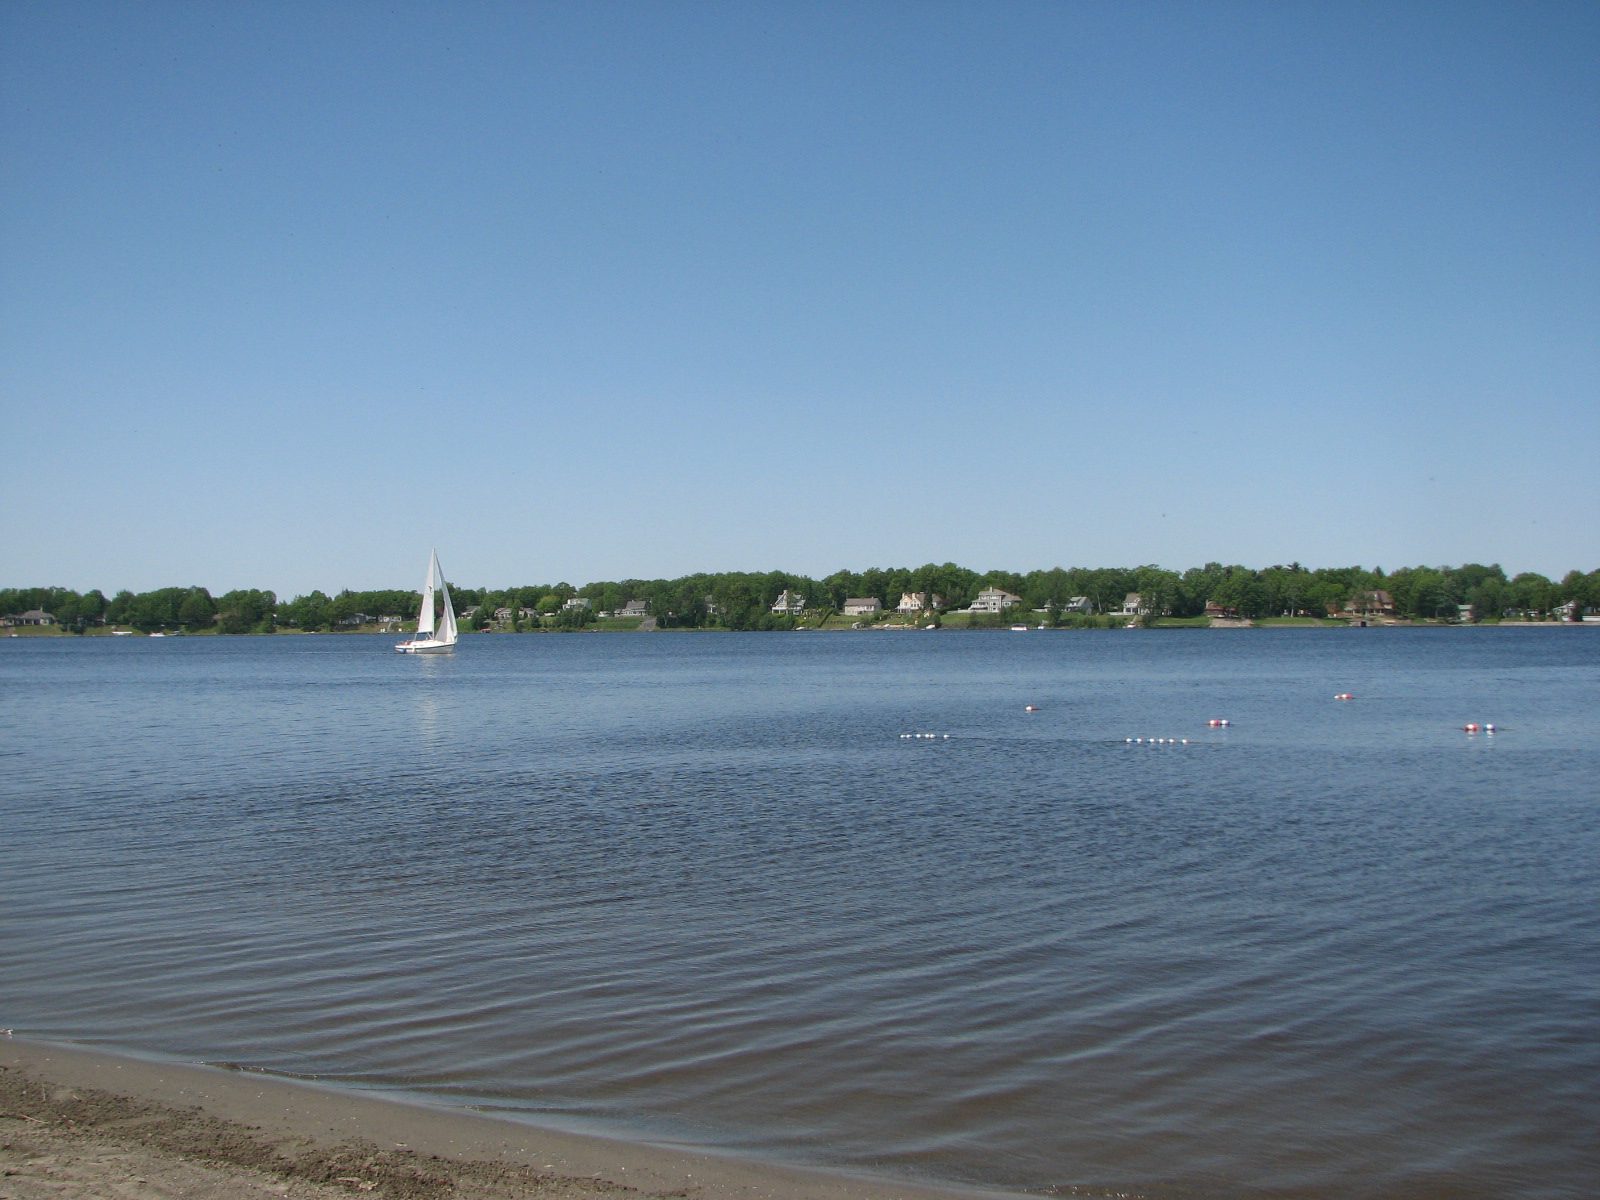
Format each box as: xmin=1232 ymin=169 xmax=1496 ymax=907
xmin=396 ymin=550 xmax=459 ymax=653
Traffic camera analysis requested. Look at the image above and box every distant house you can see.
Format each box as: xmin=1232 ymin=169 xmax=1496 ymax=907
xmin=770 ymin=589 xmax=806 ymax=616
xmin=843 ymin=597 xmax=882 ymax=616
xmin=562 ymin=596 xmax=592 ymax=611
xmin=6 ymin=609 xmax=55 ymax=626
xmin=1205 ymin=601 xmax=1236 ymax=619
xmin=1062 ymin=596 xmax=1093 ymax=614
xmin=1457 ymin=604 xmax=1475 ymax=624
xmin=1355 ymin=590 xmax=1397 ymax=616
xmin=337 ymin=612 xmax=373 ymax=627
xmin=1554 ymin=599 xmax=1581 ymax=622
xmin=492 ymin=607 xmax=515 ymax=624
xmin=968 ymin=587 xmax=1022 ymax=614
xmin=618 ymin=599 xmax=650 ymax=619
xmin=1121 ymin=593 xmax=1149 ymax=616
xmin=703 ymin=595 xmax=720 ymax=617
xmin=897 ymin=591 xmax=946 ymax=614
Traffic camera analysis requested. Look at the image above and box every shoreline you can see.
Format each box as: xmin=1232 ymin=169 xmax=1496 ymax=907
xmin=8 ymin=618 xmax=1598 ymax=638
xmin=0 ymin=1038 xmax=1004 ymax=1200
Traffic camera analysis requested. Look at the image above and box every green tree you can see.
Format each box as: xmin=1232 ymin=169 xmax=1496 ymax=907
xmin=1558 ymin=570 xmax=1591 ymax=618
xmin=79 ymin=589 xmax=107 ymax=626
xmin=1085 ymin=568 xmax=1133 ymax=614
xmin=280 ymin=590 xmax=331 ymax=630
xmin=1402 ymin=568 xmax=1452 ymax=620
xmin=48 ymin=590 xmax=84 ymax=630
xmin=1134 ymin=566 xmax=1182 ymax=617
xmin=823 ymin=568 xmax=862 ymax=609
xmin=217 ymin=589 xmax=275 ymax=634
xmin=551 ymin=604 xmax=589 ymax=629
xmin=106 ymin=590 xmax=136 ymax=625
xmin=1509 ymin=572 xmax=1555 ymax=616
xmin=178 ymin=588 xmax=215 ymax=630
xmin=1467 ymin=577 xmax=1506 ymax=622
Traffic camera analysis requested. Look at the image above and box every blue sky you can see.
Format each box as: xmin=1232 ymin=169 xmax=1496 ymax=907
xmin=4 ymin=1 xmax=1596 ymax=596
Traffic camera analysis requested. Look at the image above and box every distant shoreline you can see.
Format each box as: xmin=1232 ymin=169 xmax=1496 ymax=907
xmin=6 ymin=618 xmax=1598 ymax=639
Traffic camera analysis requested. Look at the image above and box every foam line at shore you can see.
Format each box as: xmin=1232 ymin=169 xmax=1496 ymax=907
xmin=1 ymin=1037 xmax=1010 ymax=1200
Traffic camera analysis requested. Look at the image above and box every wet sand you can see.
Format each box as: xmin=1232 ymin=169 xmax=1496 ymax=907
xmin=0 ymin=1040 xmax=995 ymax=1200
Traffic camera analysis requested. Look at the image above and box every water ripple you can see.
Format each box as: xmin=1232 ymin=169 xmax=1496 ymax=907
xmin=3 ymin=631 xmax=1597 ymax=1198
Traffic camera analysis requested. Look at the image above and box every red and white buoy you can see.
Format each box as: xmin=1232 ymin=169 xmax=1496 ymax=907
xmin=1207 ymin=718 xmax=1231 ymax=727
xmin=1334 ymin=693 xmax=1354 ymax=701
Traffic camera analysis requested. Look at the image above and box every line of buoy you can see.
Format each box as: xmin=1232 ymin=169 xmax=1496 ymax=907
xmin=1462 ymin=723 xmax=1497 ymax=734
xmin=1125 ymin=737 xmax=1190 ymax=745
xmin=899 ymin=733 xmax=952 ymax=740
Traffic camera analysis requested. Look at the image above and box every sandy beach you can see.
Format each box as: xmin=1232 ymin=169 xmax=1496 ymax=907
xmin=0 ymin=1040 xmax=993 ymax=1200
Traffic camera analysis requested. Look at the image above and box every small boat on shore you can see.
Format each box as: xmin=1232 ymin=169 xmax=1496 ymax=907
xmin=396 ymin=550 xmax=458 ymax=654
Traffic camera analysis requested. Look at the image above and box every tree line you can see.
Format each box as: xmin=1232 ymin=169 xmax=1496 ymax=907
xmin=5 ymin=561 xmax=1596 ymax=634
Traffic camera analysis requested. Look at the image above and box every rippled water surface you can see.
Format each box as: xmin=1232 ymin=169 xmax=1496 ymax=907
xmin=3 ymin=629 xmax=1597 ymax=1198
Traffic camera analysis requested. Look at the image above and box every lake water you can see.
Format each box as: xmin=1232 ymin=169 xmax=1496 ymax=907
xmin=2 ymin=629 xmax=1596 ymax=1199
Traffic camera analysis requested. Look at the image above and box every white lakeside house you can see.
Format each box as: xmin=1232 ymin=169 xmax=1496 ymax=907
xmin=968 ymin=587 xmax=1022 ymax=614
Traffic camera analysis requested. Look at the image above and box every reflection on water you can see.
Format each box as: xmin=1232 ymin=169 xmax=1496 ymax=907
xmin=2 ymin=630 xmax=1597 ymax=1199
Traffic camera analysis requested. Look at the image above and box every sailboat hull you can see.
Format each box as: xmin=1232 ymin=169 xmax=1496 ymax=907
xmin=395 ymin=639 xmax=455 ymax=653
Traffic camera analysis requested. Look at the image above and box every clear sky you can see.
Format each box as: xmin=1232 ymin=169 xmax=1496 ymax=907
xmin=4 ymin=1 xmax=1596 ymax=597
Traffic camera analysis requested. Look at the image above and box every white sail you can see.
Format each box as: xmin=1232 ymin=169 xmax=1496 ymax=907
xmin=416 ymin=553 xmax=438 ymax=637
xmin=397 ymin=549 xmax=457 ymax=653
xmin=434 ymin=557 xmax=458 ymax=645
